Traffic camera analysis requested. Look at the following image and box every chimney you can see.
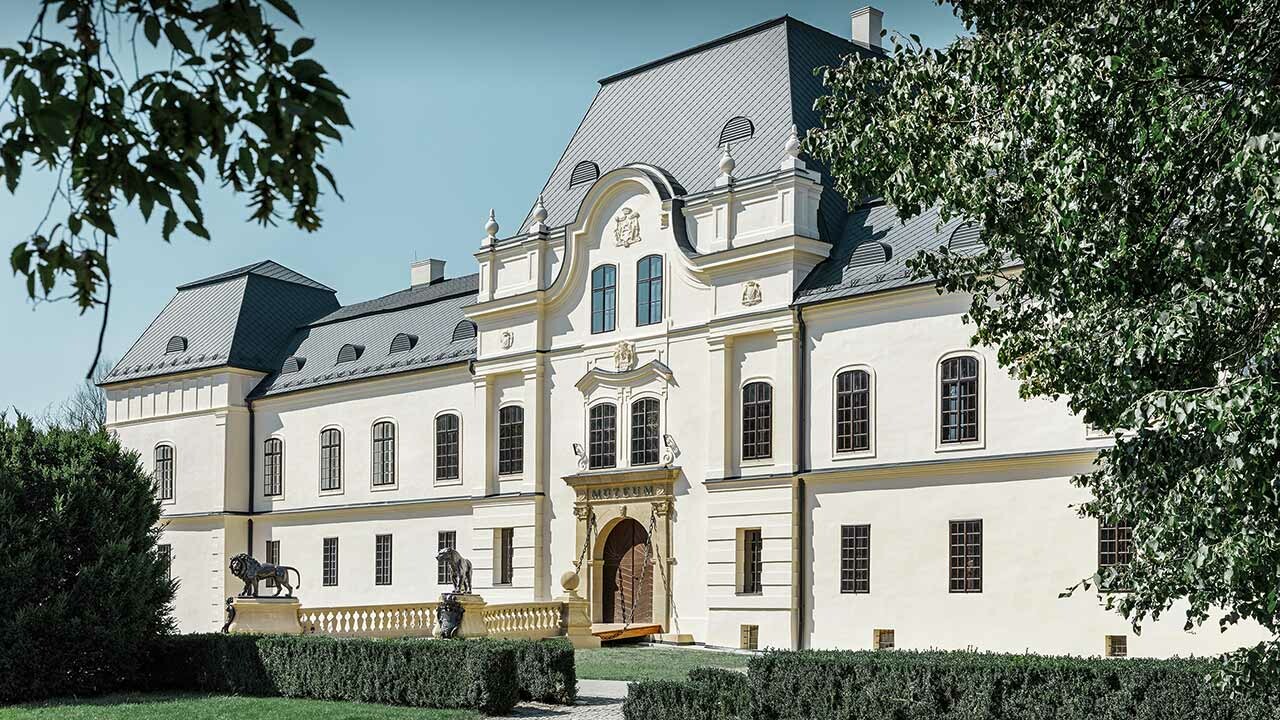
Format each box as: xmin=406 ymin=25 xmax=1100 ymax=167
xmin=851 ymin=6 xmax=883 ymax=51
xmin=411 ymin=258 xmax=446 ymax=287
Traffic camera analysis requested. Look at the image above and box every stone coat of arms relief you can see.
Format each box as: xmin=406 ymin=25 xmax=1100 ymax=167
xmin=612 ymin=340 xmax=637 ymax=372
xmin=613 ymin=207 xmax=641 ymax=248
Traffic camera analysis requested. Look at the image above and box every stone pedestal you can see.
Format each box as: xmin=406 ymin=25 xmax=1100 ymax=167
xmin=558 ymin=570 xmax=600 ymax=648
xmin=433 ymin=593 xmax=489 ymax=639
xmin=229 ymin=597 xmax=302 ymax=635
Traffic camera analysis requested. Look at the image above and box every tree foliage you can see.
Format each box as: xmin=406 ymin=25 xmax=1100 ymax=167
xmin=0 ymin=0 xmax=349 ymax=372
xmin=810 ymin=0 xmax=1280 ymax=693
xmin=0 ymin=414 xmax=173 ymax=702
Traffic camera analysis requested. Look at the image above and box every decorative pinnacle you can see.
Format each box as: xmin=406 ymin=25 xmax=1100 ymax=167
xmin=531 ymin=195 xmax=548 ymax=225
xmin=785 ymin=124 xmax=802 ymax=159
xmin=718 ymin=144 xmax=736 ymax=177
xmin=484 ymin=209 xmax=499 ymax=239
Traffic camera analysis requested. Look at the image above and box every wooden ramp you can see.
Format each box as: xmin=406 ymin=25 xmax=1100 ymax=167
xmin=592 ymin=623 xmax=663 ymax=643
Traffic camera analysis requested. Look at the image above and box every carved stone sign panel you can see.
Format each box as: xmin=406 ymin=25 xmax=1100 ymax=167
xmin=614 ymin=207 xmax=641 ymax=248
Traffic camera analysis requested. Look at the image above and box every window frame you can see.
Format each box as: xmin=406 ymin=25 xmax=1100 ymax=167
xmin=437 ymin=530 xmax=457 ymax=585
xmin=375 ymin=533 xmax=393 ymax=586
xmin=635 ymin=255 xmax=664 ymax=326
xmin=833 ymin=366 xmax=875 ymax=458
xmin=370 ymin=419 xmax=397 ymax=490
xmin=739 ymin=528 xmax=764 ymax=595
xmin=154 ymin=443 xmax=175 ymax=503
xmin=840 ymin=524 xmax=871 ymax=594
xmin=322 ymin=537 xmax=339 ymax=587
xmin=158 ymin=543 xmax=173 ymax=583
xmin=496 ymin=528 xmax=515 ymax=586
xmin=497 ymin=405 xmax=525 ymax=476
xmin=1098 ymin=519 xmax=1134 ymax=591
xmin=630 ymin=396 xmax=662 ymax=467
xmin=588 ymin=401 xmax=618 ymax=470
xmin=319 ymin=426 xmax=344 ymax=494
xmin=265 ymin=539 xmax=280 ymax=588
xmin=948 ymin=519 xmax=983 ymax=593
xmin=434 ymin=411 xmax=462 ymax=485
xmin=937 ymin=352 xmax=985 ymax=450
xmin=741 ymin=380 xmax=774 ymax=462
xmin=263 ymin=437 xmax=284 ymax=498
xmin=591 ymin=264 xmax=617 ymax=334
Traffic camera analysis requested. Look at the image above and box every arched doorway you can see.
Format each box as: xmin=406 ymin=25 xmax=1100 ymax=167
xmin=601 ymin=517 xmax=653 ymax=623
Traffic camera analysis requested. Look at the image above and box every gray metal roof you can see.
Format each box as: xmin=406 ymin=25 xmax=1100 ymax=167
xmin=105 ymin=269 xmax=340 ymax=385
xmin=795 ymin=202 xmax=971 ymax=305
xmin=176 ymin=259 xmax=335 ymax=292
xmin=516 ymin=16 xmax=875 ymax=243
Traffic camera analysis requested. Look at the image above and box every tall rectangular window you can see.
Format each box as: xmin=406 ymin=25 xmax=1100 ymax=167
xmin=372 ymin=421 xmax=396 ymax=487
xmin=263 ymin=438 xmax=283 ymax=496
xmin=940 ymin=356 xmax=979 ymax=443
xmin=835 ymin=370 xmax=871 ymax=453
xmin=319 ymin=428 xmax=342 ymax=491
xmin=741 ymin=528 xmax=763 ymax=594
xmin=498 ymin=406 xmax=524 ymax=476
xmin=591 ymin=264 xmax=617 ymax=334
xmin=155 ymin=444 xmax=174 ymax=501
xmin=496 ymin=528 xmax=515 ymax=586
xmin=265 ymin=539 xmax=280 ymax=588
xmin=840 ymin=524 xmax=871 ymax=593
xmin=630 ymin=397 xmax=661 ymax=466
xmin=636 ymin=255 xmax=663 ymax=326
xmin=1098 ymin=520 xmax=1133 ymax=568
xmin=949 ymin=520 xmax=982 ymax=593
xmin=158 ymin=543 xmax=172 ymax=583
xmin=742 ymin=382 xmax=773 ymax=461
xmin=588 ymin=403 xmax=617 ymax=470
xmin=375 ymin=534 xmax=393 ymax=586
xmin=437 ymin=530 xmax=457 ymax=584
xmin=435 ymin=414 xmax=460 ymax=482
xmin=322 ymin=537 xmax=339 ymax=587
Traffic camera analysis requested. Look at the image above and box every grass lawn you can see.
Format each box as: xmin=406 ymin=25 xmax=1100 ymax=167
xmin=575 ymin=644 xmax=752 ymax=682
xmin=0 ymin=693 xmax=479 ymax=720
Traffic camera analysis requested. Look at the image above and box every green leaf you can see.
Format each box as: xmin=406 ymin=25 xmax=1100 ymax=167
xmin=263 ymin=0 xmax=302 ymax=24
xmin=291 ymin=38 xmax=315 ymax=57
xmin=162 ymin=210 xmax=178 ymax=242
xmin=143 ymin=15 xmax=161 ymax=46
xmin=163 ymin=22 xmax=196 ymax=56
xmin=183 ymin=221 xmax=210 ymax=240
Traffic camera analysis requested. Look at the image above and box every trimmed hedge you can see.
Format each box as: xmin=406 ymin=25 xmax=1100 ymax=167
xmin=144 ymin=635 xmax=574 ymax=715
xmin=625 ymin=650 xmax=1278 ymax=720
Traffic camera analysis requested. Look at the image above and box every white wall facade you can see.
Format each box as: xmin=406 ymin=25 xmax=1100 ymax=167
xmin=107 ymin=152 xmax=1268 ymax=657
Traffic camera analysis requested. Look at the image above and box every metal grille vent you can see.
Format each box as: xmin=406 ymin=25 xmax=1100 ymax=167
xmin=849 ymin=240 xmax=891 ymax=267
xmin=949 ymin=222 xmax=983 ymax=251
xmin=281 ymin=356 xmax=305 ymax=374
xmin=569 ymin=160 xmax=599 ymax=188
xmin=451 ymin=321 xmax=477 ymax=342
xmin=336 ymin=343 xmax=363 ymax=364
xmin=389 ymin=333 xmax=417 ymax=354
xmin=165 ymin=335 xmax=188 ymax=353
xmin=718 ymin=116 xmax=754 ymax=146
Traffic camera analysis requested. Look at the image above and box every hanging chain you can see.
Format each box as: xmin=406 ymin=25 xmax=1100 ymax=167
xmin=573 ymin=507 xmax=597 ymax=576
xmin=621 ymin=505 xmax=659 ymax=628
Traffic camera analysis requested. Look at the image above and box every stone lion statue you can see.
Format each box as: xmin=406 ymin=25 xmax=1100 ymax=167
xmin=229 ymin=552 xmax=301 ymax=598
xmin=435 ymin=547 xmax=472 ymax=595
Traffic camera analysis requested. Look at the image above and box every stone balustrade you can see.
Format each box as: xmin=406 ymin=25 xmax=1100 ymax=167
xmin=299 ymin=602 xmax=438 ymax=638
xmin=482 ymin=602 xmax=564 ymax=640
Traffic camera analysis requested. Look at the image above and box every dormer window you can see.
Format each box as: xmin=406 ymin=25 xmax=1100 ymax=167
xmin=389 ymin=333 xmax=417 ymax=354
xmin=569 ymin=160 xmax=599 ymax=188
xmin=336 ymin=344 xmax=363 ymax=364
xmin=451 ymin=321 xmax=477 ymax=342
xmin=281 ymin=356 xmax=305 ymax=374
xmin=718 ymin=116 xmax=754 ymax=146
xmin=165 ymin=336 xmax=188 ymax=354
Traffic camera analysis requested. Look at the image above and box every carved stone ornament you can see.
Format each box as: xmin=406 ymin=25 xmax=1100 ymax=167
xmin=741 ymin=281 xmax=763 ymax=307
xmin=499 ymin=330 xmax=514 ymax=349
xmin=613 ymin=340 xmax=638 ymax=371
xmin=613 ymin=207 xmax=641 ymax=248
xmin=436 ymin=594 xmax=465 ymax=639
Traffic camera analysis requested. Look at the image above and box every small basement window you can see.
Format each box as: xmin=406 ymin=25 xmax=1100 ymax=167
xmin=719 ymin=116 xmax=754 ymax=146
xmin=389 ymin=333 xmax=417 ymax=354
xmin=336 ymin=344 xmax=363 ymax=364
xmin=873 ymin=628 xmax=895 ymax=650
xmin=165 ymin=335 xmax=188 ymax=353
xmin=1105 ymin=635 xmax=1127 ymax=658
xmin=739 ymin=624 xmax=759 ymax=650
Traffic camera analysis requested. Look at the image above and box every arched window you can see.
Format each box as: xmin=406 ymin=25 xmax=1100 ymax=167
xmin=263 ymin=438 xmax=284 ymax=496
xmin=835 ymin=369 xmax=871 ymax=453
xmin=940 ymin=356 xmax=980 ymax=443
xmin=154 ymin=444 xmax=174 ymax=500
xmin=372 ymin=421 xmax=396 ymax=486
xmin=451 ymin=320 xmax=477 ymax=342
xmin=588 ymin=403 xmax=617 ymax=470
xmin=319 ymin=428 xmax=343 ymax=491
xmin=631 ymin=397 xmax=661 ymax=466
xmin=389 ymin=333 xmax=417 ymax=353
xmin=636 ymin=255 xmax=663 ymax=326
xmin=569 ymin=160 xmax=599 ymax=187
xmin=498 ymin=406 xmax=524 ymax=476
xmin=337 ymin=343 xmax=363 ymax=364
xmin=591 ymin=265 xmax=616 ymax=334
xmin=435 ymin=413 xmax=460 ymax=482
xmin=742 ymin=382 xmax=773 ymax=461
xmin=718 ymin=116 xmax=754 ymax=146
xmin=165 ymin=335 xmax=187 ymax=353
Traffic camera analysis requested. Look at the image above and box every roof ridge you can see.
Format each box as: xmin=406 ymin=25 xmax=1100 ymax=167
xmin=176 ymin=259 xmax=335 ymax=293
xmin=306 ymin=273 xmax=480 ymax=328
xmin=597 ymin=15 xmax=790 ymax=85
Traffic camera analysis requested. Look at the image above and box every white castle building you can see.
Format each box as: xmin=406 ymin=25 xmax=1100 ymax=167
xmin=103 ymin=9 xmax=1263 ymax=656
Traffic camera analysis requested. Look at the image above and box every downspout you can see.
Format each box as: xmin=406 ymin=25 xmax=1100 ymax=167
xmin=796 ymin=309 xmax=809 ymax=650
xmin=246 ymin=398 xmax=254 ymax=555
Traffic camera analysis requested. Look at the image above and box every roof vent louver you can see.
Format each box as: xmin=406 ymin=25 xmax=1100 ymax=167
xmin=451 ymin=320 xmax=477 ymax=342
xmin=389 ymin=333 xmax=418 ymax=354
xmin=718 ymin=116 xmax=754 ymax=146
xmin=336 ymin=343 xmax=364 ymax=364
xmin=948 ymin=222 xmax=983 ymax=252
xmin=849 ymin=240 xmax=891 ymax=267
xmin=164 ymin=335 xmax=188 ymax=354
xmin=281 ymin=356 xmax=306 ymax=374
xmin=569 ymin=160 xmax=599 ymax=188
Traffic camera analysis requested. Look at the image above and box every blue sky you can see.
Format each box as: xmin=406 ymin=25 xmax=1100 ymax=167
xmin=0 ymin=1 xmax=966 ymax=415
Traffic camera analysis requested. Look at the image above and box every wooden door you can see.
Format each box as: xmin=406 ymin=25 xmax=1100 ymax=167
xmin=601 ymin=518 xmax=652 ymax=623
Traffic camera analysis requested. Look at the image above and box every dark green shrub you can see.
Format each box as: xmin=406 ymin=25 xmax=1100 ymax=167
xmin=491 ymin=638 xmax=577 ymax=703
xmin=255 ymin=635 xmax=517 ymax=715
xmin=688 ymin=667 xmax=750 ymax=717
xmin=0 ymin=416 xmax=173 ymax=703
xmin=624 ymin=679 xmax=738 ymax=720
xmin=147 ymin=633 xmax=273 ymax=695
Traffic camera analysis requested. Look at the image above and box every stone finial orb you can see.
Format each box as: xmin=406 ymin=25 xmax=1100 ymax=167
xmin=485 ymin=209 xmax=500 ymax=238
xmin=785 ymin=124 xmax=802 ymax=158
xmin=560 ymin=570 xmax=580 ymax=593
xmin=532 ymin=195 xmax=548 ymax=225
xmin=719 ymin=144 xmax=736 ymax=177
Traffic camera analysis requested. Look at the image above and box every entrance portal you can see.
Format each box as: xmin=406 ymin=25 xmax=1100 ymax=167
xmin=601 ymin=518 xmax=653 ymax=623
